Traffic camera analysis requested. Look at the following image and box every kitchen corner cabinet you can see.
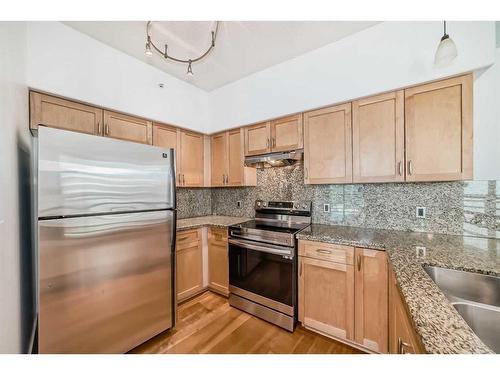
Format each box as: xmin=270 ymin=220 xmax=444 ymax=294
xmin=405 ymin=74 xmax=473 ymax=181
xmin=244 ymin=114 xmax=303 ymax=156
xmin=103 ymin=110 xmax=152 ymax=144
xmin=303 ymin=103 xmax=352 ymax=184
xmin=354 ymin=248 xmax=389 ymax=353
xmin=30 ymin=92 xmax=103 ymax=135
xmin=389 ymin=269 xmax=425 ymax=354
xmin=352 ymin=91 xmax=405 ymax=183
xmin=211 ymin=129 xmax=256 ymax=187
xmin=298 ymin=241 xmax=355 ymax=341
xmin=208 ymin=227 xmax=229 ymax=296
xmin=176 ymin=229 xmax=203 ymax=302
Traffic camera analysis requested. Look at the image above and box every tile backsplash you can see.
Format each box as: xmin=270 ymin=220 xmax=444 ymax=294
xmin=179 ymin=164 xmax=500 ymax=239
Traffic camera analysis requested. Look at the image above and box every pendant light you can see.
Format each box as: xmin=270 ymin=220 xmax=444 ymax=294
xmin=434 ymin=21 xmax=458 ymax=67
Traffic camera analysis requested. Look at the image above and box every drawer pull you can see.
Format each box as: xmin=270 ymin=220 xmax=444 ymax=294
xmin=316 ymin=249 xmax=332 ymax=255
xmin=357 ymin=254 xmax=362 ymax=271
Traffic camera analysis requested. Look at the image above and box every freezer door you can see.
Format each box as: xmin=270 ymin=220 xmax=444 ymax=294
xmin=38 ymin=126 xmax=175 ymax=218
xmin=38 ymin=210 xmax=174 ymax=353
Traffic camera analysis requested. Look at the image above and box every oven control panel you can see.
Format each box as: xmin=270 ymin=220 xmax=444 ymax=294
xmin=255 ymin=200 xmax=311 ymax=214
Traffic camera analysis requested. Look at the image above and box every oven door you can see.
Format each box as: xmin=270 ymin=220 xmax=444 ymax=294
xmin=228 ymin=238 xmax=295 ymax=313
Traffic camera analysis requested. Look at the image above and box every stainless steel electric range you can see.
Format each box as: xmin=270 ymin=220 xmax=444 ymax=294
xmin=228 ymin=200 xmax=312 ymax=331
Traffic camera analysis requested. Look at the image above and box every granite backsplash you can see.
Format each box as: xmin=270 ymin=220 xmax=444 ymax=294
xmin=178 ymin=164 xmax=500 ymax=239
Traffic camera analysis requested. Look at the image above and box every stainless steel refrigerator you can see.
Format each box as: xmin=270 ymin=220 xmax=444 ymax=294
xmin=35 ymin=126 xmax=176 ymax=353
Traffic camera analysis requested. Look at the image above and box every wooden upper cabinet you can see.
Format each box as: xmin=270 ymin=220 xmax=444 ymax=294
xmin=244 ymin=122 xmax=271 ymax=156
xmin=30 ymin=92 xmax=103 ymax=135
xmin=405 ymin=74 xmax=473 ymax=182
xmin=353 ymin=91 xmax=405 ymax=183
xmin=227 ymin=129 xmax=245 ymax=186
xmin=179 ymin=130 xmax=204 ymax=187
xmin=303 ymin=103 xmax=353 ymax=184
xmin=103 ymin=110 xmax=152 ymax=145
xmin=153 ymin=123 xmax=178 ymax=150
xmin=270 ymin=114 xmax=303 ymax=152
xmin=211 ymin=132 xmax=227 ymax=187
xmin=354 ymin=248 xmax=389 ymax=353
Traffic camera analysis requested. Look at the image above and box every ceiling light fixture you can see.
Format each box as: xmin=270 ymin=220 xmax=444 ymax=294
xmin=434 ymin=21 xmax=458 ymax=67
xmin=145 ymin=21 xmax=220 ymax=76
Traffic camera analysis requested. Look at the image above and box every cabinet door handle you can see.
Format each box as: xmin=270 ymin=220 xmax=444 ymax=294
xmin=408 ymin=160 xmax=413 ymax=176
xmin=97 ymin=122 xmax=101 ymax=135
xmin=357 ymin=254 xmax=362 ymax=271
xmin=398 ymin=161 xmax=403 ymax=176
xmin=398 ymin=338 xmax=411 ymax=354
xmin=299 ymin=261 xmax=302 ymax=276
xmin=182 ymin=174 xmax=185 ymax=185
xmin=105 ymin=123 xmax=109 ymax=135
xmin=316 ymin=249 xmax=332 ymax=255
xmin=266 ymin=138 xmax=270 ymax=148
xmin=272 ymin=138 xmax=276 ymax=147
xmin=304 ymin=167 xmax=308 ymax=179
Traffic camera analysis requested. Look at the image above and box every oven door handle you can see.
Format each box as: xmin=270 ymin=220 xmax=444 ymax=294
xmin=228 ymin=238 xmax=293 ymax=257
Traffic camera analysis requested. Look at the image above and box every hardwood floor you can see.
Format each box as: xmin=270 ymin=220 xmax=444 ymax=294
xmin=131 ymin=291 xmax=364 ymax=354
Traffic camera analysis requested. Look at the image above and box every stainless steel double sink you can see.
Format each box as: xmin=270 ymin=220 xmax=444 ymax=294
xmin=424 ymin=265 xmax=500 ymax=353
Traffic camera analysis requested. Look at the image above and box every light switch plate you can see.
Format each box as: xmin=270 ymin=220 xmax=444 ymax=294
xmin=416 ymin=206 xmax=426 ymax=218
xmin=323 ymin=204 xmax=330 ymax=213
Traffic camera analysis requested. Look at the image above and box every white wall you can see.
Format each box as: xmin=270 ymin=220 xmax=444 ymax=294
xmin=209 ymin=21 xmax=495 ymax=132
xmin=26 ymin=22 xmax=210 ymax=132
xmin=473 ymin=48 xmax=500 ymax=180
xmin=208 ymin=21 xmax=499 ymax=179
xmin=0 ymin=22 xmax=31 ymax=353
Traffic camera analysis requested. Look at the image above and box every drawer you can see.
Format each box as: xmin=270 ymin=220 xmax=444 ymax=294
xmin=177 ymin=229 xmax=200 ymax=250
xmin=209 ymin=227 xmax=228 ymax=245
xmin=298 ymin=240 xmax=354 ymax=265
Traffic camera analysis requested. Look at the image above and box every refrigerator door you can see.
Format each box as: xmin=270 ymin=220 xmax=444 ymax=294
xmin=38 ymin=126 xmax=175 ymax=218
xmin=38 ymin=210 xmax=174 ymax=353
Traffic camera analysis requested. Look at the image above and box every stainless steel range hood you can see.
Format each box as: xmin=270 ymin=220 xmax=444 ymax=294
xmin=244 ymin=149 xmax=303 ymax=168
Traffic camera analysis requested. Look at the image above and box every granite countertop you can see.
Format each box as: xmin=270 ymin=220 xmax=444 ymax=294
xmin=297 ymin=224 xmax=500 ymax=354
xmin=177 ymin=215 xmax=251 ymax=231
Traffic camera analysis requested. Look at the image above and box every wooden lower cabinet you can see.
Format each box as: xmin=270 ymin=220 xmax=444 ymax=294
xmin=176 ymin=229 xmax=203 ymax=302
xmin=298 ymin=241 xmax=392 ymax=353
xmin=298 ymin=241 xmax=355 ymax=341
xmin=354 ymin=248 xmax=389 ymax=353
xmin=389 ymin=269 xmax=425 ymax=354
xmin=208 ymin=227 xmax=229 ymax=296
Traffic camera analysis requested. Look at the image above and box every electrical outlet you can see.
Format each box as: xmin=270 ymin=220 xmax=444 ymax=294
xmin=323 ymin=203 xmax=330 ymax=213
xmin=236 ymin=201 xmax=242 ymax=209
xmin=416 ymin=206 xmax=426 ymax=219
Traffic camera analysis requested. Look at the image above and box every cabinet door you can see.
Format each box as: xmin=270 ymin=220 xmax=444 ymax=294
xmin=353 ymin=91 xmax=405 ymax=183
xmin=270 ymin=114 xmax=303 ymax=152
xmin=227 ymin=129 xmax=244 ymax=186
xmin=153 ymin=122 xmax=179 ymax=168
xmin=405 ymin=74 xmax=472 ymax=181
xmin=176 ymin=230 xmax=203 ymax=302
xmin=389 ymin=270 xmax=425 ymax=354
xmin=354 ymin=248 xmax=389 ymax=353
xmin=180 ymin=131 xmax=204 ymax=187
xmin=244 ymin=122 xmax=271 ymax=156
xmin=211 ymin=132 xmax=227 ymax=187
xmin=103 ymin=110 xmax=152 ymax=144
xmin=303 ymin=103 xmax=352 ymax=184
xmin=30 ymin=92 xmax=103 ymax=135
xmin=208 ymin=228 xmax=229 ymax=295
xmin=298 ymin=256 xmax=354 ymax=341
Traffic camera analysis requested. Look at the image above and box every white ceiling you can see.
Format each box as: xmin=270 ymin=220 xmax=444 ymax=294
xmin=64 ymin=21 xmax=379 ymax=92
